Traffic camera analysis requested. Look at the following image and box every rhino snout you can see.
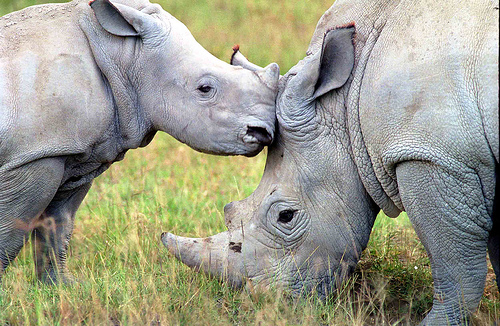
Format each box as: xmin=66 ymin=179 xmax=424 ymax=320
xmin=243 ymin=126 xmax=273 ymax=146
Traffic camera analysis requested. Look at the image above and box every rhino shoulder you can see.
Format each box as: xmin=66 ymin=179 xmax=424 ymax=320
xmin=307 ymin=0 xmax=400 ymax=56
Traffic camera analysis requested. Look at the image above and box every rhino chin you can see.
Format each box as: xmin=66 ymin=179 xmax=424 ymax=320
xmin=161 ymin=231 xmax=245 ymax=287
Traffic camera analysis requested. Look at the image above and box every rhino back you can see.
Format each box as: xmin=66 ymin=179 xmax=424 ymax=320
xmin=356 ymin=0 xmax=498 ymax=207
xmin=0 ymin=1 xmax=113 ymax=169
xmin=357 ymin=0 xmax=498 ymax=156
xmin=308 ymin=0 xmax=498 ymax=214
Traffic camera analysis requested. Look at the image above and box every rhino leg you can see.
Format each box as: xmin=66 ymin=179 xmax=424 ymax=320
xmin=487 ymin=163 xmax=499 ymax=289
xmin=396 ymin=161 xmax=491 ymax=325
xmin=488 ymin=222 xmax=500 ymax=290
xmin=32 ymin=183 xmax=91 ymax=284
xmin=0 ymin=158 xmax=64 ymax=279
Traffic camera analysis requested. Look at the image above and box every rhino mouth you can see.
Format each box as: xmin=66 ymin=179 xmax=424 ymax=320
xmin=243 ymin=126 xmax=273 ymax=146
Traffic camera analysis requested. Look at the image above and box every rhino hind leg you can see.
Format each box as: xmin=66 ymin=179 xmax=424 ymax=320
xmin=488 ymin=221 xmax=499 ymax=290
xmin=396 ymin=161 xmax=491 ymax=325
xmin=0 ymin=158 xmax=64 ymax=279
xmin=33 ymin=183 xmax=91 ymax=284
xmin=487 ymin=162 xmax=499 ymax=289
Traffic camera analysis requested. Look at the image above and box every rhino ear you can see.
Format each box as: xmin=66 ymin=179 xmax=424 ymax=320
xmin=292 ymin=25 xmax=355 ymax=101
xmin=90 ymin=0 xmax=139 ymax=36
xmin=314 ymin=26 xmax=355 ymax=98
xmin=90 ymin=0 xmax=166 ymax=38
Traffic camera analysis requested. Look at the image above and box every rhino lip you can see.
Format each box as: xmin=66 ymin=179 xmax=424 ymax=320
xmin=244 ymin=126 xmax=273 ymax=146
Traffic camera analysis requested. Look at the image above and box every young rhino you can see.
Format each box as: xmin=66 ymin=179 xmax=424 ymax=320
xmin=0 ymin=0 xmax=278 ymax=283
xmin=163 ymin=0 xmax=498 ymax=324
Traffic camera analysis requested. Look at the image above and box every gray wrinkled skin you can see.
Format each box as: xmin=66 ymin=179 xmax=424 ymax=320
xmin=0 ymin=0 xmax=279 ymax=283
xmin=163 ymin=0 xmax=498 ymax=324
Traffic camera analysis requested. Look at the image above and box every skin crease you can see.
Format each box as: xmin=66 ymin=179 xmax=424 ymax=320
xmin=0 ymin=0 xmax=279 ymax=283
xmin=164 ymin=0 xmax=498 ymax=325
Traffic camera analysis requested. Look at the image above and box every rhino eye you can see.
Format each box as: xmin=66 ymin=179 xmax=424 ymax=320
xmin=278 ymin=209 xmax=296 ymax=224
xmin=197 ymin=85 xmax=212 ymax=93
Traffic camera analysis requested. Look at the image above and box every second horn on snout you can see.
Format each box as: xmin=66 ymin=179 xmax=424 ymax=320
xmin=230 ymin=49 xmax=280 ymax=90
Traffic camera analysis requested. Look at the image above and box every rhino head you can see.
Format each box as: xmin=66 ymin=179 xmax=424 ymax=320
xmin=162 ymin=26 xmax=379 ymax=296
xmin=83 ymin=0 xmax=279 ymax=156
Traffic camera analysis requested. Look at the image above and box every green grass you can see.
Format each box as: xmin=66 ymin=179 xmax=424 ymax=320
xmin=1 ymin=1 xmax=499 ymax=325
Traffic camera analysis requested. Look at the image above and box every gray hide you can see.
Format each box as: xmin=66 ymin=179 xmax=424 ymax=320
xmin=163 ymin=0 xmax=499 ymax=325
xmin=0 ymin=0 xmax=279 ymax=283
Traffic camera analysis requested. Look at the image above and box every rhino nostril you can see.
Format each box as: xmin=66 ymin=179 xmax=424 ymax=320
xmin=246 ymin=126 xmax=273 ymax=145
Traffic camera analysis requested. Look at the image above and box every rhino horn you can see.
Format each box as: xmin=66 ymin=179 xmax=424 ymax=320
xmin=230 ymin=45 xmax=261 ymax=70
xmin=257 ymin=63 xmax=280 ymax=91
xmin=161 ymin=231 xmax=245 ymax=286
xmin=231 ymin=46 xmax=280 ymax=90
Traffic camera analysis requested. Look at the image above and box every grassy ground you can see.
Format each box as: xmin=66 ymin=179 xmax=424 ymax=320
xmin=1 ymin=0 xmax=499 ymax=325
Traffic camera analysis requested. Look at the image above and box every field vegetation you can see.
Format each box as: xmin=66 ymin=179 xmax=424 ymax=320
xmin=1 ymin=0 xmax=498 ymax=324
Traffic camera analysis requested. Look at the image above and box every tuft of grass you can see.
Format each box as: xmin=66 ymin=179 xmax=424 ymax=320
xmin=1 ymin=0 xmax=499 ymax=325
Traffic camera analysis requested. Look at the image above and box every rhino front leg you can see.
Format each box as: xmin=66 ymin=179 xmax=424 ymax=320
xmin=396 ymin=161 xmax=492 ymax=325
xmin=33 ymin=183 xmax=91 ymax=284
xmin=0 ymin=158 xmax=64 ymax=279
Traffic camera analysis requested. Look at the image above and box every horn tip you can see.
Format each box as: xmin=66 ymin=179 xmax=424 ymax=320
xmin=267 ymin=62 xmax=280 ymax=75
xmin=230 ymin=45 xmax=240 ymax=65
xmin=161 ymin=232 xmax=174 ymax=253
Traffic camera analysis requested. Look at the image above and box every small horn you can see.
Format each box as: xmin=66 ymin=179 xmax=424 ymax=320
xmin=257 ymin=63 xmax=280 ymax=90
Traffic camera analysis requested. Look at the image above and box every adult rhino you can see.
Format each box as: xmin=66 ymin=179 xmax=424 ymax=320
xmin=0 ymin=0 xmax=279 ymax=283
xmin=162 ymin=0 xmax=499 ymax=324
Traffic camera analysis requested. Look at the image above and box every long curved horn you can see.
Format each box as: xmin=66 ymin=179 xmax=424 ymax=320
xmin=161 ymin=231 xmax=245 ymax=287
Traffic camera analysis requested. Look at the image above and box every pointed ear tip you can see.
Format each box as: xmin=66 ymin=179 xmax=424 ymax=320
xmin=321 ymin=23 xmax=356 ymax=50
xmin=89 ymin=0 xmax=106 ymax=7
xmin=344 ymin=21 xmax=356 ymax=29
xmin=335 ymin=21 xmax=356 ymax=30
xmin=324 ymin=22 xmax=356 ymax=37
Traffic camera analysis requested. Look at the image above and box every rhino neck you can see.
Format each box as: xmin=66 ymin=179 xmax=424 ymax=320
xmin=345 ymin=28 xmax=402 ymax=218
xmin=313 ymin=0 xmax=404 ymax=218
xmin=101 ymin=71 xmax=155 ymax=151
xmin=78 ymin=4 xmax=156 ymax=153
